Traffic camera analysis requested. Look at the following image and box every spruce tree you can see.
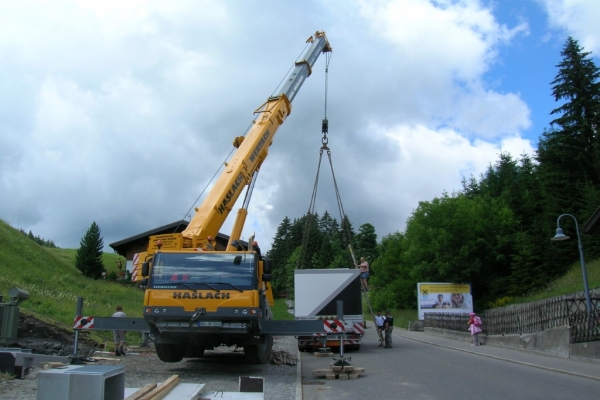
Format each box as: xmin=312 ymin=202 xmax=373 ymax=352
xmin=75 ymin=221 xmax=105 ymax=279
xmin=353 ymin=223 xmax=378 ymax=268
xmin=537 ymin=37 xmax=600 ymax=276
xmin=538 ymin=37 xmax=600 ymax=201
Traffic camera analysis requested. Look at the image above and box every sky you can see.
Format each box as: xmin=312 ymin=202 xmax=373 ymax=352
xmin=1 ymin=0 xmax=599 ymax=255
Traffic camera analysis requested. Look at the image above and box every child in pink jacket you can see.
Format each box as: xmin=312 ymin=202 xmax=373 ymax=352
xmin=467 ymin=312 xmax=483 ymax=346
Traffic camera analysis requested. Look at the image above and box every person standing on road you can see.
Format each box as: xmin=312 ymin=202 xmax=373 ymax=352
xmin=468 ymin=312 xmax=483 ymax=346
xmin=384 ymin=311 xmax=394 ymax=348
xmin=358 ymin=257 xmax=369 ymax=291
xmin=112 ymin=306 xmax=127 ymax=356
xmin=375 ymin=311 xmax=386 ymax=346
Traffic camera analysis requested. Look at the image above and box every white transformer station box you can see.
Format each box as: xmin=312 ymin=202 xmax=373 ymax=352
xmin=294 ymin=269 xmax=365 ymax=351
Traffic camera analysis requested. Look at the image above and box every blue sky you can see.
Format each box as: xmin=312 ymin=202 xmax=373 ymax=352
xmin=491 ymin=1 xmax=562 ymax=142
xmin=0 ymin=0 xmax=599 ymax=254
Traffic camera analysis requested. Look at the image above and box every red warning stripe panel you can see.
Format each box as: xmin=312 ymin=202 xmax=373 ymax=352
xmin=131 ymin=253 xmax=140 ymax=282
xmin=73 ymin=316 xmax=95 ymax=329
xmin=131 ymin=266 xmax=139 ymax=282
xmin=352 ymin=322 xmax=365 ymax=335
xmin=323 ymin=319 xmax=345 ymax=333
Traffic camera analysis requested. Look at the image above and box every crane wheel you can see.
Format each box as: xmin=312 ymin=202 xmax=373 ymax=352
xmin=244 ymin=333 xmax=273 ymax=364
xmin=156 ymin=343 xmax=186 ymax=362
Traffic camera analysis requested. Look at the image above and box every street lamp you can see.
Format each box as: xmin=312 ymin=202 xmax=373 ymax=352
xmin=551 ymin=214 xmax=592 ymax=318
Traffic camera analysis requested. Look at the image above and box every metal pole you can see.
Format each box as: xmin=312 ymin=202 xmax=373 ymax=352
xmin=573 ymin=219 xmax=592 ymax=318
xmin=336 ymin=300 xmax=345 ymax=358
xmin=73 ymin=297 xmax=84 ymax=356
xmin=557 ymin=214 xmax=592 ymax=318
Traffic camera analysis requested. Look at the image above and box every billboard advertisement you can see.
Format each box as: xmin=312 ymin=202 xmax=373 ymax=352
xmin=417 ymin=282 xmax=473 ymax=320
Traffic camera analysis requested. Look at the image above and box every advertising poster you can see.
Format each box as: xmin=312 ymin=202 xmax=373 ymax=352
xmin=417 ymin=282 xmax=473 ymax=320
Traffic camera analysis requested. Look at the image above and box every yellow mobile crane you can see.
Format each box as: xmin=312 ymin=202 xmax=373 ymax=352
xmin=137 ymin=31 xmax=332 ymax=364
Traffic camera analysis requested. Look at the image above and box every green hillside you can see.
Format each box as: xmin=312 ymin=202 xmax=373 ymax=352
xmin=500 ymin=256 xmax=600 ymax=305
xmin=0 ymin=219 xmax=145 ymax=345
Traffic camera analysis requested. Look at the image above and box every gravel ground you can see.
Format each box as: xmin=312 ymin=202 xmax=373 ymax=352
xmin=0 ymin=335 xmax=299 ymax=400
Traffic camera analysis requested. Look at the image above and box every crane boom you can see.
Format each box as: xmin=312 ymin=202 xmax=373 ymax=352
xmin=161 ymin=31 xmax=331 ymax=251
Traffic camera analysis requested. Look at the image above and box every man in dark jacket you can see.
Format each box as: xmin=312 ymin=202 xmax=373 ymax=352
xmin=384 ymin=311 xmax=394 ymax=348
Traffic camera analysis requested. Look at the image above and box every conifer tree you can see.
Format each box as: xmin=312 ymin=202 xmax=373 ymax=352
xmin=75 ymin=221 xmax=105 ymax=279
xmin=537 ymin=37 xmax=600 ymax=275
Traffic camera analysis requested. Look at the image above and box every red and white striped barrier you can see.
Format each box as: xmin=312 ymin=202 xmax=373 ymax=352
xmin=131 ymin=253 xmax=140 ymax=282
xmin=73 ymin=316 xmax=95 ymax=329
xmin=353 ymin=322 xmax=365 ymax=335
xmin=323 ymin=319 xmax=345 ymax=333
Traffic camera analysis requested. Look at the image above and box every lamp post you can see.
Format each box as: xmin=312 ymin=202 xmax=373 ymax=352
xmin=551 ymin=214 xmax=592 ymax=318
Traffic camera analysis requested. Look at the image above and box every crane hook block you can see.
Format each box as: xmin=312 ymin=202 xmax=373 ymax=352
xmin=233 ymin=136 xmax=245 ymax=148
xmin=322 ymin=118 xmax=328 ymax=134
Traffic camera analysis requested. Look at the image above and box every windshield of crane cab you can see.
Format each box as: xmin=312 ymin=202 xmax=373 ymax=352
xmin=150 ymin=252 xmax=257 ymax=290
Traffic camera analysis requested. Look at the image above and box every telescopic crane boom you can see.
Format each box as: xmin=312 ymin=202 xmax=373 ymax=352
xmin=149 ymin=31 xmax=332 ymax=253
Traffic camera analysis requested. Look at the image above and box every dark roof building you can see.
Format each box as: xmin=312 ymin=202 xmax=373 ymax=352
xmin=109 ymin=220 xmax=236 ymax=261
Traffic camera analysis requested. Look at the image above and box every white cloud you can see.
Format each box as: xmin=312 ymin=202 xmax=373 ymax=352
xmin=0 ymin=1 xmax=546 ymax=253
xmin=539 ymin=0 xmax=600 ymax=53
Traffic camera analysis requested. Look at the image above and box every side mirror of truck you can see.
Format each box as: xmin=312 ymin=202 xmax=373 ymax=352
xmin=262 ymin=274 xmax=272 ymax=282
xmin=234 ymin=256 xmax=242 ymax=265
xmin=140 ymin=278 xmax=148 ymax=288
xmin=142 ymin=262 xmax=149 ymax=277
xmin=263 ymin=259 xmax=272 ymax=274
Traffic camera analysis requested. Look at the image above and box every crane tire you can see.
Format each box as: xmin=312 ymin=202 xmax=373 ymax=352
xmin=156 ymin=343 xmax=186 ymax=362
xmin=244 ymin=333 xmax=273 ymax=364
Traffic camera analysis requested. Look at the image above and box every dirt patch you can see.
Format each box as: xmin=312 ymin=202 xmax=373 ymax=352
xmin=11 ymin=313 xmax=99 ymax=357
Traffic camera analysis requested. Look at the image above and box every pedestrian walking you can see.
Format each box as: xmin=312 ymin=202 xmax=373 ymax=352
xmin=112 ymin=306 xmax=127 ymax=356
xmin=375 ymin=311 xmax=386 ymax=346
xmin=467 ymin=312 xmax=483 ymax=346
xmin=384 ymin=311 xmax=394 ymax=348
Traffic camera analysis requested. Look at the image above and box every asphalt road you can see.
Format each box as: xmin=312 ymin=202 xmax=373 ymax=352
xmin=300 ymin=323 xmax=600 ymax=400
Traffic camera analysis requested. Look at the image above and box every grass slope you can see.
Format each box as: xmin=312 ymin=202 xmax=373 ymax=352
xmin=0 ymin=220 xmax=146 ymax=344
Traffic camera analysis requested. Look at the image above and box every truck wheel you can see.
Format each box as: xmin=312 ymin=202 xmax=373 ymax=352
xmin=185 ymin=343 xmax=206 ymax=358
xmin=156 ymin=343 xmax=186 ymax=362
xmin=244 ymin=334 xmax=273 ymax=364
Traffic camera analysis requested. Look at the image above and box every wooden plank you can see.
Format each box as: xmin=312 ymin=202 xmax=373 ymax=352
xmin=139 ymin=375 xmax=180 ymax=400
xmin=342 ymin=366 xmax=354 ymax=372
xmin=125 ymin=383 xmax=158 ymax=400
xmin=162 ymin=383 xmax=206 ymax=400
xmin=40 ymin=362 xmax=68 ymax=370
xmin=338 ymin=374 xmax=349 ymax=380
xmin=349 ymin=373 xmax=359 ymax=379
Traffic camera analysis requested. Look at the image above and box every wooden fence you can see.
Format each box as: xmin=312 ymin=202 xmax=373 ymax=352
xmin=424 ymin=288 xmax=600 ymax=343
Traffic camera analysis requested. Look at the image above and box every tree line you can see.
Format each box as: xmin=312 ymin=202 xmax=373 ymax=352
xmin=267 ymin=212 xmax=378 ymax=295
xmin=267 ymin=37 xmax=600 ymax=312
xmin=19 ymin=229 xmax=58 ymax=248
